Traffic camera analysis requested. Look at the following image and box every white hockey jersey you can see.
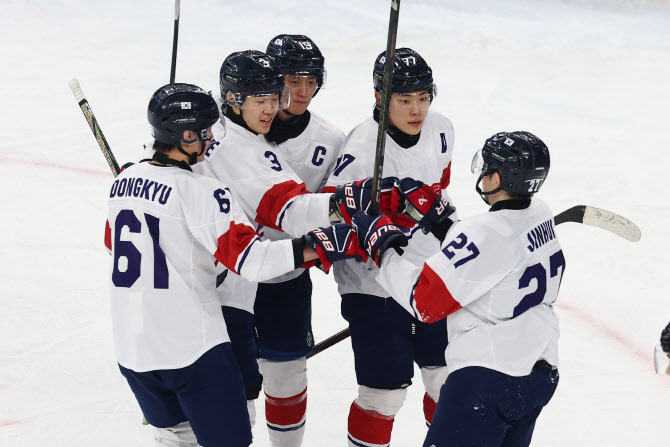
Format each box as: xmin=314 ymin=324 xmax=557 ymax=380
xmin=377 ymin=198 xmax=564 ymax=377
xmin=195 ymin=117 xmax=332 ymax=239
xmin=324 ymin=110 xmax=456 ymax=297
xmin=260 ymin=112 xmax=345 ymax=283
xmin=106 ymin=162 xmax=297 ymax=372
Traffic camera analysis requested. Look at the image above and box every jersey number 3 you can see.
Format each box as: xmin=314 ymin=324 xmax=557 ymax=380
xmin=112 ymin=210 xmax=168 ymax=289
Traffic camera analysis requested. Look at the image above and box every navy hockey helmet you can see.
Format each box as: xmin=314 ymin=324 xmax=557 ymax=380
xmin=219 ymin=50 xmax=286 ymax=108
xmin=147 ymin=83 xmax=219 ymax=146
xmin=472 ymin=131 xmax=550 ymax=197
xmin=373 ymin=48 xmax=436 ymax=99
xmin=266 ymin=34 xmax=326 ymax=93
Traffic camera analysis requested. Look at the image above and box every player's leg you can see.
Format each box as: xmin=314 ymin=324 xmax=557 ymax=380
xmin=118 ymin=364 xmax=195 ymax=447
xmin=221 ymin=305 xmax=263 ymax=428
xmin=341 ymin=293 xmax=415 ymax=447
xmin=422 ymin=366 xmax=509 ymax=447
xmin=413 ymin=318 xmax=449 ymax=427
xmin=255 ymin=269 xmax=313 ymax=447
xmin=168 ymin=343 xmax=253 ymax=447
xmin=499 ymin=361 xmax=559 ymax=447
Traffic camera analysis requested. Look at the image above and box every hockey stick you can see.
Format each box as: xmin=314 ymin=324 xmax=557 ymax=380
xmin=554 ymin=205 xmax=641 ymax=242
xmin=307 ymin=204 xmax=640 ymax=359
xmin=308 ymin=1 xmax=401 ymax=358
xmin=68 ymin=79 xmax=120 ymax=176
xmin=369 ymin=0 xmax=401 ymax=216
xmin=170 ymin=0 xmax=180 ymax=84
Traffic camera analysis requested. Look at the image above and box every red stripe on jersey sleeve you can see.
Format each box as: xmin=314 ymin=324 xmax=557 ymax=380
xmin=255 ymin=180 xmax=310 ymax=231
xmin=430 ymin=162 xmax=452 ymax=194
xmin=104 ymin=220 xmax=112 ymax=251
xmin=320 ymin=185 xmax=337 ymax=194
xmin=213 ymin=222 xmax=260 ymax=274
xmin=413 ymin=263 xmax=461 ymax=323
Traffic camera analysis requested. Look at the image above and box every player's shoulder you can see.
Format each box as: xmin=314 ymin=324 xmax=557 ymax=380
xmin=341 ymin=116 xmax=376 ymax=151
xmin=308 ymin=111 xmax=346 ymax=141
xmin=425 ymin=109 xmax=454 ymax=132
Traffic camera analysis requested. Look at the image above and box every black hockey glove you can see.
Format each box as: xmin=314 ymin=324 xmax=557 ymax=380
xmin=661 ymin=322 xmax=670 ymax=353
xmin=351 ymin=211 xmax=408 ymax=267
xmin=303 ymin=224 xmax=368 ymax=273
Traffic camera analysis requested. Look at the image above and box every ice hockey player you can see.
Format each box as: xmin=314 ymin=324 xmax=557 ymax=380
xmin=105 ymin=83 xmax=363 ymax=447
xmin=358 ymin=131 xmax=563 ymax=447
xmin=246 ymin=34 xmax=346 ymax=447
xmin=323 ymin=48 xmax=456 ymax=447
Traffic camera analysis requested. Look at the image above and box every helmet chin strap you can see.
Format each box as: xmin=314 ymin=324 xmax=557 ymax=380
xmin=475 ymin=173 xmax=503 ymax=205
xmin=176 ymin=136 xmax=207 ymax=166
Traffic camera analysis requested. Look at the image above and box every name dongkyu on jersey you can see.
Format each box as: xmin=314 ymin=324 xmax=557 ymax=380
xmin=109 ymin=176 xmax=174 ymax=207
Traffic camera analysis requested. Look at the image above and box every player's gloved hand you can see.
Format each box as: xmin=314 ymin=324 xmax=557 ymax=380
xmin=351 ymin=211 xmax=408 ymax=267
xmin=391 ymin=178 xmax=456 ymax=233
xmin=303 ymin=224 xmax=368 ymax=273
xmin=661 ymin=322 xmax=670 ymax=353
xmin=333 ymin=177 xmax=398 ymax=224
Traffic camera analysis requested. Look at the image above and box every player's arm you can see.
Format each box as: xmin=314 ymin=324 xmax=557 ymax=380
xmin=374 ymin=221 xmax=510 ymax=323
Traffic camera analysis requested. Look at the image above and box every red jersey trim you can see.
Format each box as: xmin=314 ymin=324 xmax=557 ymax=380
xmin=213 ymin=222 xmax=260 ymax=274
xmin=430 ymin=161 xmax=452 ymax=193
xmin=104 ymin=220 xmax=112 ymax=252
xmin=412 ymin=263 xmax=462 ymax=323
xmin=255 ymin=180 xmax=310 ymax=231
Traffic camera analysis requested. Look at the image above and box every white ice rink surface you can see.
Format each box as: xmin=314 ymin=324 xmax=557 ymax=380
xmin=1 ymin=0 xmax=669 ymax=445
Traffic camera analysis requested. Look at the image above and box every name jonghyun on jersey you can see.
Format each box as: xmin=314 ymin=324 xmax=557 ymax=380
xmin=526 ymin=219 xmax=557 ymax=252
xmin=109 ymin=177 xmax=174 ymax=207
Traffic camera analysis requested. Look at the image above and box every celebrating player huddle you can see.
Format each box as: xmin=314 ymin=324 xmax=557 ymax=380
xmin=106 ymin=34 xmax=564 ymax=447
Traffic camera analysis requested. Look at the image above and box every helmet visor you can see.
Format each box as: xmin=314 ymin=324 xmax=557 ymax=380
xmin=285 ymin=70 xmax=327 ymax=91
xmin=226 ymin=88 xmax=291 ymax=112
xmin=387 ymin=90 xmax=432 ymax=113
xmin=471 ymin=149 xmax=489 ymax=176
xmin=655 ymin=344 xmax=670 ymax=375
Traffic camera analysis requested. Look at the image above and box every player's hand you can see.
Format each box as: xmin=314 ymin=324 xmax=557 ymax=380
xmin=391 ymin=178 xmax=455 ymax=233
xmin=303 ymin=224 xmax=368 ymax=272
xmin=351 ymin=211 xmax=408 ymax=267
xmin=333 ymin=177 xmax=398 ymax=224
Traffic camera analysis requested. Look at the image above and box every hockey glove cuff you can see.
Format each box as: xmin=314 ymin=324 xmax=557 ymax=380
xmin=392 ymin=178 xmax=456 ymax=233
xmin=351 ymin=211 xmax=408 ymax=267
xmin=333 ymin=177 xmax=398 ymax=224
xmin=303 ymin=224 xmax=369 ymax=273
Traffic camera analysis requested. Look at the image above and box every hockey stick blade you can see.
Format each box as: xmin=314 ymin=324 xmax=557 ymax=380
xmin=554 ymin=205 xmax=641 ymax=242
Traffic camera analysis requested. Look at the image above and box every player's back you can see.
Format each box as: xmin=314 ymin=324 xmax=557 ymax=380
xmin=107 ymin=162 xmax=230 ymax=373
xmin=443 ymin=198 xmax=564 ymax=376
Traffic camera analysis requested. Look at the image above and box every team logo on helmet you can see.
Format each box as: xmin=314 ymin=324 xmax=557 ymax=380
xmin=180 ymin=102 xmax=191 ymax=109
xmin=504 ymin=138 xmax=515 ymax=146
xmin=274 ymin=38 xmax=283 ymax=46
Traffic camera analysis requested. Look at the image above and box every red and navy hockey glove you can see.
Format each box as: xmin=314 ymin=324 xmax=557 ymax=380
xmin=333 ymin=177 xmax=398 ymax=224
xmin=303 ymin=223 xmax=368 ymax=273
xmin=391 ymin=178 xmax=456 ymax=233
xmin=351 ymin=211 xmax=408 ymax=267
